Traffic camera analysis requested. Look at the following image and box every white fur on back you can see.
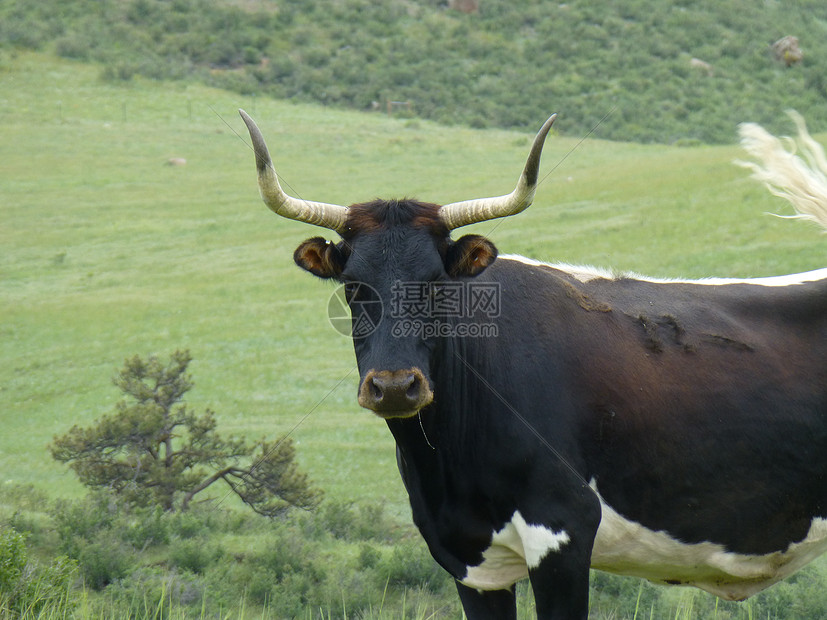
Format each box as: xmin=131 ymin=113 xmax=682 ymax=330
xmin=498 ymin=254 xmax=616 ymax=282
xmin=499 ymin=254 xmax=826 ymax=287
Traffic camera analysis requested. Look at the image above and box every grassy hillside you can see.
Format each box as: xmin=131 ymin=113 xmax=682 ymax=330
xmin=2 ymin=48 xmax=824 ymax=504
xmin=1 ymin=53 xmax=826 ymax=618
xmin=1 ymin=0 xmax=827 ymax=143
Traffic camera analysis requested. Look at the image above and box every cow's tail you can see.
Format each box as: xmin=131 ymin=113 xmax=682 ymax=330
xmin=737 ymin=111 xmax=827 ymax=232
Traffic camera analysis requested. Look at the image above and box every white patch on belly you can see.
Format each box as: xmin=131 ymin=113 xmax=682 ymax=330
xmin=461 ymin=511 xmax=570 ymax=590
xmin=590 ymin=481 xmax=827 ymax=600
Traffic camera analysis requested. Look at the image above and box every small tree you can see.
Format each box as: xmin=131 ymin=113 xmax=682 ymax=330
xmin=50 ymin=350 xmax=321 ymax=517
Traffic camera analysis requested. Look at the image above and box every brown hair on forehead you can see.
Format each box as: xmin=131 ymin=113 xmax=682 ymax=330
xmin=342 ymin=199 xmax=450 ymax=240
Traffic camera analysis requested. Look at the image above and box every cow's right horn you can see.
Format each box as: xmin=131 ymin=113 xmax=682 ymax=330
xmin=239 ymin=110 xmax=349 ymax=233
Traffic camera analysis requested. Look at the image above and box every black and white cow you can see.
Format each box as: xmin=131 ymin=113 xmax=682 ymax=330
xmin=239 ymin=109 xmax=827 ymax=619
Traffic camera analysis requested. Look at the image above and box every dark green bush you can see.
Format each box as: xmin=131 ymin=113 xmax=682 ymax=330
xmin=50 ymin=494 xmax=139 ymax=590
xmin=0 ymin=485 xmax=53 ymax=544
xmin=165 ymin=509 xmax=208 ymax=541
xmin=319 ymin=569 xmax=379 ymax=618
xmin=255 ymin=527 xmax=322 ymax=583
xmin=13 ymin=482 xmax=827 ymax=618
xmin=318 ymin=500 xmax=358 ymax=540
xmin=100 ymin=61 xmax=138 ymax=82
xmin=0 ymin=526 xmax=77 ymax=618
xmin=0 ymin=484 xmax=49 ymax=513
xmin=101 ymin=567 xmax=206 ymax=617
xmin=0 ymin=527 xmax=26 ymax=593
xmin=54 ymin=33 xmax=91 ymax=60
xmin=201 ymin=522 xmax=328 ymax=612
xmin=77 ymin=535 xmax=135 ymax=590
xmin=375 ymin=537 xmax=449 ymax=595
xmin=124 ymin=506 xmax=170 ymax=549
xmin=358 ymin=543 xmax=381 ymax=570
xmin=168 ymin=538 xmax=222 ymax=575
xmin=51 ymin=492 xmax=119 ymax=558
xmin=304 ymin=499 xmax=395 ymax=542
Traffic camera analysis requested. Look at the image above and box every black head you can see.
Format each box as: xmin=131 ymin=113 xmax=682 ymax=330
xmin=294 ymin=199 xmax=497 ymax=418
xmin=239 ymin=110 xmax=556 ymax=418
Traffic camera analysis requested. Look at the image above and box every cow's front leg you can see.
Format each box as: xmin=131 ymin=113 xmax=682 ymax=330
xmin=455 ymin=582 xmax=517 ymax=620
xmin=528 ymin=545 xmax=591 ymax=620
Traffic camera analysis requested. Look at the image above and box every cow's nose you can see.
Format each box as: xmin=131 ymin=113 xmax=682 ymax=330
xmin=358 ymin=368 xmax=434 ymax=418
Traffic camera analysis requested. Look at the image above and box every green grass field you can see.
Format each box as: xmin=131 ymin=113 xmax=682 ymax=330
xmin=3 ymin=49 xmax=825 ymax=506
xmin=2 ymin=52 xmax=826 ymax=618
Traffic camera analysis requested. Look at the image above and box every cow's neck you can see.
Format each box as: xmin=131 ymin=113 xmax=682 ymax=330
xmin=386 ymin=331 xmax=506 ymax=474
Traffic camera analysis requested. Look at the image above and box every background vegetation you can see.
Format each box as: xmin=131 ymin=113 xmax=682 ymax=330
xmin=50 ymin=350 xmax=322 ymax=517
xmin=1 ymin=0 xmax=827 ymax=143
xmin=1 ymin=16 xmax=826 ymax=620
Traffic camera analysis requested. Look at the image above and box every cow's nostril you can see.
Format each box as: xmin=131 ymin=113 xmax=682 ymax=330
xmin=358 ymin=368 xmax=434 ymax=417
xmin=406 ymin=375 xmax=421 ymax=401
xmin=369 ymin=377 xmax=383 ymax=402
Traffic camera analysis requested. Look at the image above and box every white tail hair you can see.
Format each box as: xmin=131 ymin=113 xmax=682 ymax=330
xmin=737 ymin=111 xmax=827 ymax=231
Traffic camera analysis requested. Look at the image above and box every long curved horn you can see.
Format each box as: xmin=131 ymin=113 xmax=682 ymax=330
xmin=439 ymin=114 xmax=557 ymax=230
xmin=239 ymin=109 xmax=349 ymax=233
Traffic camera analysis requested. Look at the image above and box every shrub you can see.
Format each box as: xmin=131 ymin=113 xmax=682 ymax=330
xmin=169 ymin=538 xmax=221 ymax=575
xmin=54 ymin=33 xmax=91 ymax=60
xmin=0 ymin=527 xmax=26 ymax=593
xmin=123 ymin=506 xmax=170 ymax=550
xmin=0 ymin=484 xmax=50 ymax=513
xmin=166 ymin=509 xmax=208 ymax=541
xmin=100 ymin=62 xmax=137 ymax=82
xmin=358 ymin=543 xmax=381 ymax=570
xmin=48 ymin=494 xmax=147 ymax=590
xmin=375 ymin=538 xmax=449 ymax=595
xmin=77 ymin=535 xmax=135 ymax=590
xmin=0 ymin=527 xmax=77 ymax=617
xmin=318 ymin=500 xmax=358 ymax=540
xmin=355 ymin=501 xmax=394 ymax=541
xmin=16 ymin=556 xmax=77 ymax=616
xmin=100 ymin=567 xmax=206 ymax=617
xmin=51 ymin=491 xmax=119 ymax=558
xmin=319 ymin=569 xmax=379 ymax=618
xmin=305 ymin=499 xmax=395 ymax=542
xmin=255 ymin=528 xmax=318 ymax=581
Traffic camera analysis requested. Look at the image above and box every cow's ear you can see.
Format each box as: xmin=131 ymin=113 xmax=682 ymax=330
xmin=445 ymin=234 xmax=498 ymax=278
xmin=294 ymin=237 xmax=346 ymax=279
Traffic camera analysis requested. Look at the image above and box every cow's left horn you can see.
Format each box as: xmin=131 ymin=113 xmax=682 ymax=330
xmin=439 ymin=114 xmax=557 ymax=230
xmin=239 ymin=109 xmax=349 ymax=233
